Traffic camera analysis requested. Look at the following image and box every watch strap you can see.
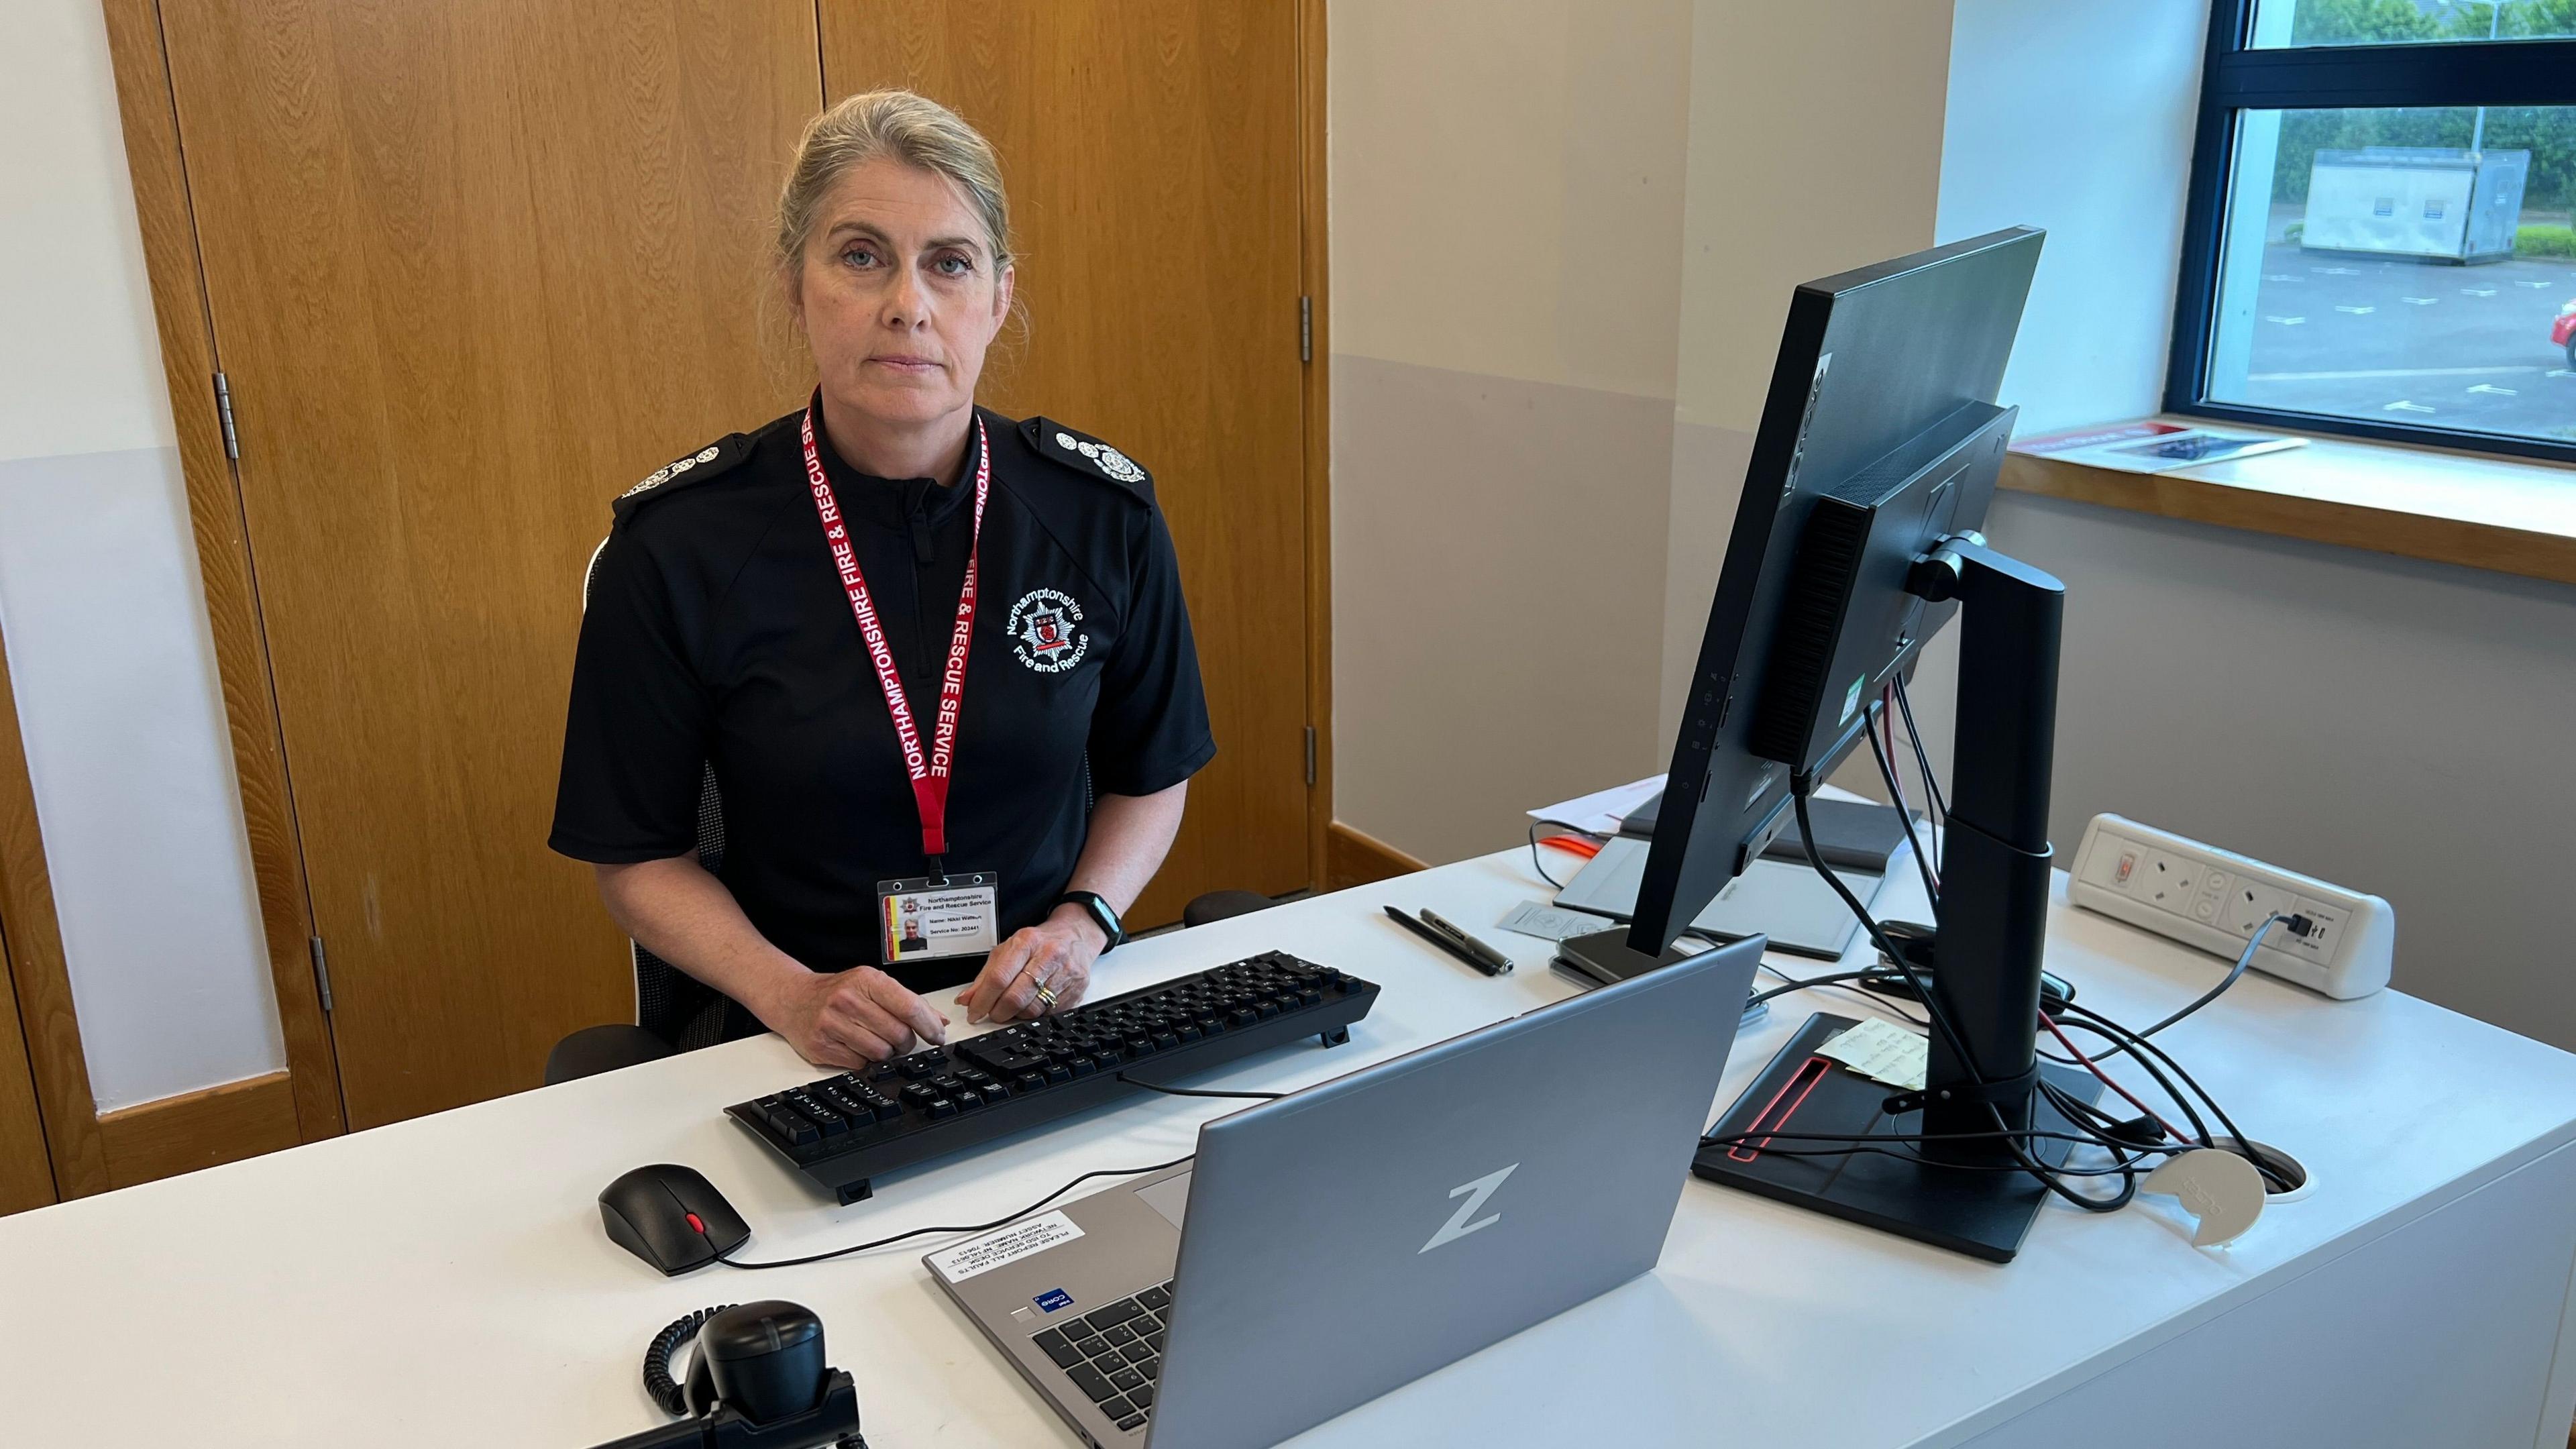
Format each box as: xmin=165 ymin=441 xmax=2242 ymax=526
xmin=1057 ymin=890 xmax=1124 ymax=952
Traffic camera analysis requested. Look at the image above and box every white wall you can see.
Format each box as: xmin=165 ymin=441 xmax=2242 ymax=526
xmin=1936 ymin=0 xmax=2576 ymax=1051
xmin=0 ymin=0 xmax=284 ymax=1109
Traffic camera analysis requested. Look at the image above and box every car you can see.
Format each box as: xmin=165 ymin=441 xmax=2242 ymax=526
xmin=2555 ymin=298 xmax=2576 ymax=369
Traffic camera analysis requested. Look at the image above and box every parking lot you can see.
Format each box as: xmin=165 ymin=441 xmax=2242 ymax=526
xmin=2231 ymin=239 xmax=2576 ymax=441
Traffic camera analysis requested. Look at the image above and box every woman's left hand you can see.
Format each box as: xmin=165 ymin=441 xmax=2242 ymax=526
xmin=959 ymin=904 xmax=1106 ymax=1024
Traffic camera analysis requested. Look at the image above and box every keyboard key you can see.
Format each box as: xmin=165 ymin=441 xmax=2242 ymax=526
xmin=1136 ymin=1356 xmax=1159 ymax=1382
xmin=1108 ymin=1366 xmax=1146 ymax=1394
xmin=925 ymin=1098 xmax=957 ymax=1120
xmin=1101 ymin=1324 xmax=1136 ymax=1347
xmin=1116 ymin=1413 xmax=1146 ymax=1432
xmin=1084 ymin=1299 xmax=1146 ymax=1332
xmin=1070 ymin=1335 xmax=1108 ymax=1360
xmin=1069 ymin=1364 xmax=1118 ymax=1403
xmin=1137 ymin=1286 xmax=1171 ymax=1311
xmin=1034 ymin=1335 xmax=1082 ymax=1369
xmin=1132 ymin=1379 xmax=1157 ymax=1402
xmin=1099 ymin=1393 xmax=1134 ymax=1419
xmin=1142 ymin=1330 xmax=1165 ymax=1354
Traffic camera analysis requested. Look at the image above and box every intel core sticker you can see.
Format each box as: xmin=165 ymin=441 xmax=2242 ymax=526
xmin=1034 ymin=1288 xmax=1075 ymax=1313
xmin=926 ymin=1210 xmax=1085 ymax=1283
xmin=1838 ymin=676 xmax=1866 ymax=726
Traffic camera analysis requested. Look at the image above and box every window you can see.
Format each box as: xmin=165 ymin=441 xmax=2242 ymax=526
xmin=2171 ymin=1 xmax=2576 ymax=460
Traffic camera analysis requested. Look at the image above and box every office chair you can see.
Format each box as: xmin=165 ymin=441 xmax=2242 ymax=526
xmin=544 ymin=539 xmax=1280 ymax=1087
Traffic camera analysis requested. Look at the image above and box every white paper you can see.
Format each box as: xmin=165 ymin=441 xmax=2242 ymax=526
xmin=1497 ymin=900 xmax=1613 ymax=943
xmin=926 ymin=1210 xmax=1085 ymax=1283
xmin=1526 ymin=775 xmax=1666 ymax=838
xmin=1818 ymin=1018 xmax=1927 ymax=1091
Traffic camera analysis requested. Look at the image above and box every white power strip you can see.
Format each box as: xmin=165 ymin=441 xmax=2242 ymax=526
xmin=2068 ymin=814 xmax=2394 ymax=1000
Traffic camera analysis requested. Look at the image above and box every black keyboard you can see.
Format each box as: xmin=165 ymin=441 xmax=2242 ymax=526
xmin=1034 ymin=1279 xmax=1173 ymax=1435
xmin=726 ymin=951 xmax=1379 ymax=1203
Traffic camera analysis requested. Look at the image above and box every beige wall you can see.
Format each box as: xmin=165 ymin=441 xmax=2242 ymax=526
xmin=1330 ymin=0 xmax=1694 ymax=865
xmin=1331 ymin=0 xmax=1957 ymax=863
xmin=1658 ymin=1 xmax=1955 ymax=751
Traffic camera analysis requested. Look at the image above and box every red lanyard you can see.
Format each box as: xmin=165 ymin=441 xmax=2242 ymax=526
xmin=800 ymin=406 xmax=990 ymax=865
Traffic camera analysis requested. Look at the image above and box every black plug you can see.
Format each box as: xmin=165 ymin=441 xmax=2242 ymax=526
xmin=2284 ymin=914 xmax=2316 ymax=939
xmin=2101 ymin=1116 xmax=2168 ymax=1150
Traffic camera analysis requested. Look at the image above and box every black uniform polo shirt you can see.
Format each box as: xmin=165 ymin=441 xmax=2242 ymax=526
xmin=548 ymin=400 xmax=1216 ymax=993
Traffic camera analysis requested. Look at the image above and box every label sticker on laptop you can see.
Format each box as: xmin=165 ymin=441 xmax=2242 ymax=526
xmin=1034 ymin=1288 xmax=1075 ymax=1313
xmin=926 ymin=1211 xmax=1085 ymax=1283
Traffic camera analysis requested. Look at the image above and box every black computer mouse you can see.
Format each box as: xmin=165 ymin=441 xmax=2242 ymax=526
xmin=599 ymin=1163 xmax=752 ymax=1275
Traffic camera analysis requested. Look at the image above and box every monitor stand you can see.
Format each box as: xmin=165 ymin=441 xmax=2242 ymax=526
xmin=1694 ymin=537 xmax=2095 ymax=1263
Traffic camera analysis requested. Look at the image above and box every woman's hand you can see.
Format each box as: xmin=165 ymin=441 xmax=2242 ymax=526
xmin=959 ymin=905 xmax=1105 ymax=1024
xmin=759 ymin=965 xmax=950 ymax=1069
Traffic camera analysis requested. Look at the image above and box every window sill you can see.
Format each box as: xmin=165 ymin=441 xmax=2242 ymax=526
xmin=1997 ymin=419 xmax=2576 ymax=588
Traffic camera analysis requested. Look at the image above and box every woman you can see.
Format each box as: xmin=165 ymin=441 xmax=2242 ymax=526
xmin=550 ymin=91 xmax=1214 ymax=1069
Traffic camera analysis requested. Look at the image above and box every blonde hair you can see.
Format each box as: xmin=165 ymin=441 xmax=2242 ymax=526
xmin=773 ymin=90 xmax=1014 ymax=279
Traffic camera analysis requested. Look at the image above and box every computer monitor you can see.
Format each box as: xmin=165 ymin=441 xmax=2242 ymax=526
xmin=1631 ymin=227 xmax=2041 ymax=950
xmin=1612 ymin=226 xmax=2101 ymax=1261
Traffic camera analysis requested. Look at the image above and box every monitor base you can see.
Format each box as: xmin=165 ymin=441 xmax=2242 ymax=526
xmin=1695 ymin=1012 xmax=2104 ymax=1264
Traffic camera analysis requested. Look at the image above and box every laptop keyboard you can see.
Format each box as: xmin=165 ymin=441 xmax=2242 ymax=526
xmin=1031 ymin=1280 xmax=1175 ymax=1434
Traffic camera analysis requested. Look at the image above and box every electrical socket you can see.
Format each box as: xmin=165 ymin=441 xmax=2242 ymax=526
xmin=2219 ymin=879 xmax=2294 ymax=941
xmin=2070 ymin=814 xmax=2394 ymax=1001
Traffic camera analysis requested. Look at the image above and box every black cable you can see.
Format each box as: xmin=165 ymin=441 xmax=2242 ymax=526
xmin=1525 ymin=818 xmax=1603 ymax=890
xmin=1756 ymin=962 xmax=1928 ymax=1028
xmin=717 ymin=1154 xmax=1196 ymax=1271
xmin=1890 ymin=676 xmax=1948 ymax=871
xmin=2046 ymin=1011 xmax=2214 ymax=1147
xmin=1866 ymin=709 xmax=1941 ymax=908
xmin=1790 ymin=781 xmax=2137 ymax=1212
xmin=1115 ymin=1073 xmax=1285 ymax=1102
xmin=2059 ymin=1002 xmax=2284 ymax=1187
xmin=1790 ymin=785 xmax=1981 ymax=1078
xmin=643 ymin=1304 xmax=733 ymax=1415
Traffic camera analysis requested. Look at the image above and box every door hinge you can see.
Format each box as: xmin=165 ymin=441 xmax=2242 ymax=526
xmin=309 ymin=936 xmax=333 ymax=1012
xmin=214 ymin=371 xmax=239 ymax=460
xmin=1299 ymin=296 xmax=1312 ymax=364
xmin=1304 ymin=725 xmax=1317 ymax=787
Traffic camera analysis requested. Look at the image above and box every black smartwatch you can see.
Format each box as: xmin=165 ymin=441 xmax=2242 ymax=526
xmin=1055 ymin=890 xmax=1126 ymax=953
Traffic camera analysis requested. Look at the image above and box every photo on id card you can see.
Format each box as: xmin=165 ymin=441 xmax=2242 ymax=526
xmin=878 ymin=872 xmax=1002 ymax=963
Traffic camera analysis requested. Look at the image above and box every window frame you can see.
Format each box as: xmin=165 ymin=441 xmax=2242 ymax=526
xmin=2167 ymin=0 xmax=2576 ymax=466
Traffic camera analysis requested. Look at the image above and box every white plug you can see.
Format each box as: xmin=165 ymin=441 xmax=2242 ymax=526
xmin=2068 ymin=814 xmax=2394 ymax=1000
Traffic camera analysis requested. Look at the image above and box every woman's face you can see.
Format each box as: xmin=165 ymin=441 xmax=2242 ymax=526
xmin=792 ymin=156 xmax=1013 ymax=431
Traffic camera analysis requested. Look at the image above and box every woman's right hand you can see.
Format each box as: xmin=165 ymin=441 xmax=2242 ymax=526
xmin=759 ymin=965 xmax=951 ymax=1068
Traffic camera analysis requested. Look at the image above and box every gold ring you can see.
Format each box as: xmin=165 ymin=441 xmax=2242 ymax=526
xmin=1034 ymin=981 xmax=1059 ymax=1010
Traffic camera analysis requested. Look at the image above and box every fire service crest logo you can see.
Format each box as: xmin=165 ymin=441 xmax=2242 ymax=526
xmin=1006 ymin=588 xmax=1087 ymax=674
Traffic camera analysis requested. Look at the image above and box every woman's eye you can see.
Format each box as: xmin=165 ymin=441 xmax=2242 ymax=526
xmin=934 ymin=254 xmax=973 ymax=277
xmin=842 ymin=246 xmax=879 ymax=268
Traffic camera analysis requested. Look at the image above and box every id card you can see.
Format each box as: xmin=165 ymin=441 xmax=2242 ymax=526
xmin=877 ymin=871 xmax=1001 ymax=964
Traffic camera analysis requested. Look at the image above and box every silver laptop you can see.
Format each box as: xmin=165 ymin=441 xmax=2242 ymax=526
xmin=926 ymin=935 xmax=1764 ymax=1448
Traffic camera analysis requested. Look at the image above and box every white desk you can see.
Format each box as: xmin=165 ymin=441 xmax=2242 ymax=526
xmin=7 ymin=849 xmax=2576 ymax=1448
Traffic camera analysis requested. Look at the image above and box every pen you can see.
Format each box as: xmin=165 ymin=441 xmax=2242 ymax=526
xmin=1383 ymin=905 xmax=1513 ymax=977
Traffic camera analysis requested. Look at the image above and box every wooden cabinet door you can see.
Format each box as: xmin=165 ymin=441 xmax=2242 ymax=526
xmin=159 ymin=1 xmax=822 ymax=1128
xmin=820 ymin=1 xmax=1315 ymax=926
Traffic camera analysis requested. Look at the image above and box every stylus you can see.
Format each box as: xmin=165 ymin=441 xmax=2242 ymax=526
xmin=1383 ymin=905 xmax=1508 ymax=977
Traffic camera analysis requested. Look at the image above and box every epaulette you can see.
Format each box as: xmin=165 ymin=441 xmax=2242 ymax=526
xmin=610 ymin=430 xmax=757 ymax=527
xmin=1022 ymin=416 xmax=1153 ymax=500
